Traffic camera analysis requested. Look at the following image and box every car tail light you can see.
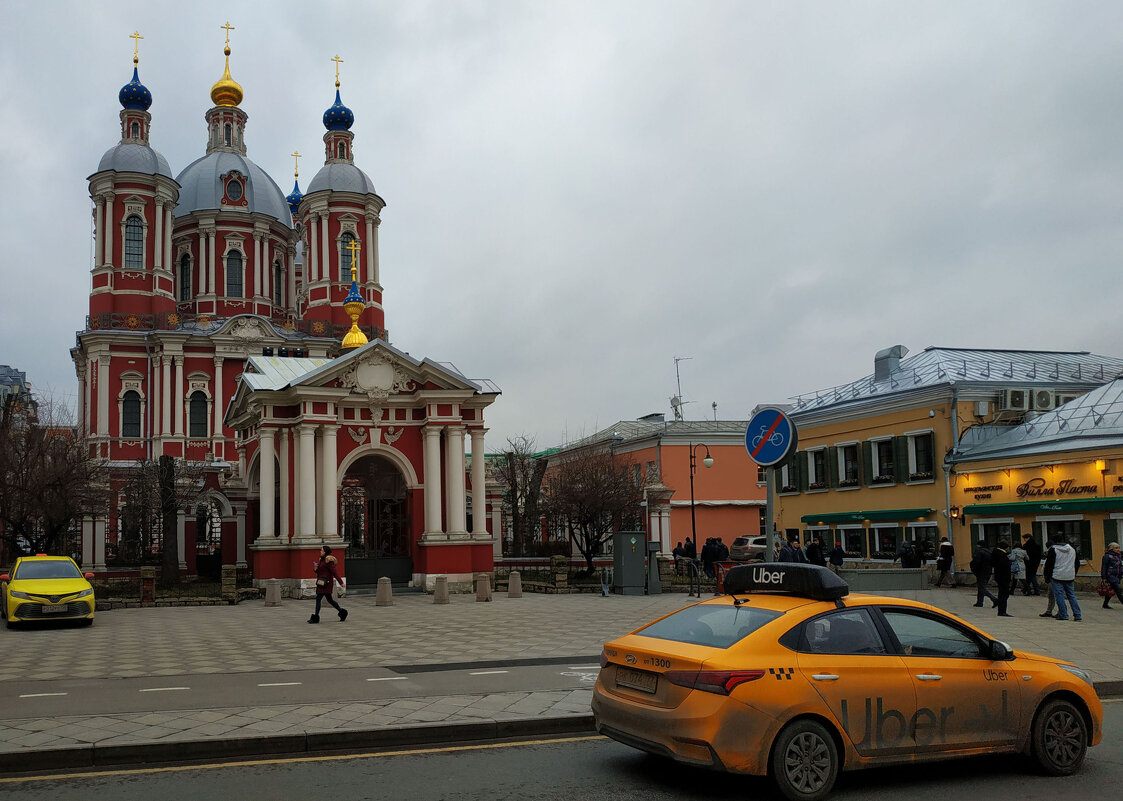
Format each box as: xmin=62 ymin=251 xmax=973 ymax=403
xmin=663 ymin=670 xmax=766 ymax=695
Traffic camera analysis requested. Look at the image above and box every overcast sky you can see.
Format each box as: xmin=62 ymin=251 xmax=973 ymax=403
xmin=2 ymin=1 xmax=1122 ymax=451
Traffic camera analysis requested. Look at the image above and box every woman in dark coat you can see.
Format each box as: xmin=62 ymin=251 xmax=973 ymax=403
xmin=1101 ymin=542 xmax=1123 ymax=610
xmin=309 ymin=545 xmax=347 ymax=623
xmin=990 ymin=541 xmax=1012 ymax=616
xmin=934 ymin=539 xmax=955 ymax=587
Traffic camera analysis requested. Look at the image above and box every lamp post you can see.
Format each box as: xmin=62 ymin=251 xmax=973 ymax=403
xmin=688 ymin=443 xmax=714 ymax=552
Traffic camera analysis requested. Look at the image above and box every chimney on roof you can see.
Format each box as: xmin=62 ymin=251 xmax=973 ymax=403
xmin=638 ymin=412 xmax=665 ymax=423
xmin=874 ymin=345 xmax=909 ymax=381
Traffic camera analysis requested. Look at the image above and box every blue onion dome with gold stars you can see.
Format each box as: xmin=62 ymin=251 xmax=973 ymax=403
xmin=286 ymin=179 xmax=303 ymax=216
xmin=323 ymin=89 xmax=355 ymax=131
xmin=118 ymin=65 xmax=152 ymax=111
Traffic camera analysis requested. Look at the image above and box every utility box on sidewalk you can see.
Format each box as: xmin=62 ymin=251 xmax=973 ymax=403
xmin=612 ymin=531 xmax=646 ymax=596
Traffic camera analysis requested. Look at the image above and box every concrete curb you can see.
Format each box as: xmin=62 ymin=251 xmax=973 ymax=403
xmin=0 ymin=714 xmax=597 ymax=774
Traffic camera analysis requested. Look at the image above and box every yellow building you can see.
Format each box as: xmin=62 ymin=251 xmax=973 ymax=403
xmin=775 ymin=346 xmax=1123 ymax=579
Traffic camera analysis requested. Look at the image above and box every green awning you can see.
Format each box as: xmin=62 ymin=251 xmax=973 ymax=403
xmin=800 ymin=508 xmax=934 ymax=525
xmin=963 ymin=497 xmax=1123 ymax=516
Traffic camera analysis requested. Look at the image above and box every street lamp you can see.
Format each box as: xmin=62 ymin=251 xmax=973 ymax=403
xmin=688 ymin=443 xmax=714 ymax=552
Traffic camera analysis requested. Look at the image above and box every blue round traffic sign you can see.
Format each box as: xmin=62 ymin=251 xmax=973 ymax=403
xmin=744 ymin=407 xmax=798 ymax=467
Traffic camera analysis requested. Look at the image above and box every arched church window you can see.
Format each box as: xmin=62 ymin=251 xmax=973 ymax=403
xmin=224 ymin=123 xmax=232 ymax=147
xmin=273 ymin=261 xmax=283 ymax=306
xmin=337 ymin=141 xmax=346 ymax=159
xmin=130 ymin=121 xmax=140 ymax=139
xmin=225 ymin=250 xmax=243 ymax=297
xmin=188 ymin=391 xmax=208 ymax=438
xmin=340 ymin=233 xmax=356 ymax=281
xmin=179 ymin=253 xmax=192 ymax=301
xmin=123 ymin=215 xmax=144 ymax=270
xmin=122 ymin=391 xmax=141 ymax=438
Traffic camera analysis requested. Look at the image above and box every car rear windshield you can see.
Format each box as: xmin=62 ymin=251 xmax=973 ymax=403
xmin=14 ymin=561 xmax=81 ymax=580
xmin=635 ymin=604 xmax=781 ymax=649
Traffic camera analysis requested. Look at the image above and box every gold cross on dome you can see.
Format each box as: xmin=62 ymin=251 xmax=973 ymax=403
xmin=130 ymin=31 xmax=143 ymax=61
xmin=221 ymin=21 xmax=235 ymax=44
xmin=332 ymin=54 xmax=344 ymax=87
xmin=346 ymin=237 xmax=361 ymax=281
xmin=291 ymin=150 xmax=301 ymax=178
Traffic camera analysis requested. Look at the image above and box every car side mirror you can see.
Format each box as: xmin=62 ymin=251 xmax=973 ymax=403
xmin=990 ymin=640 xmax=1013 ymax=661
xmin=84 ymin=573 xmax=94 ymax=580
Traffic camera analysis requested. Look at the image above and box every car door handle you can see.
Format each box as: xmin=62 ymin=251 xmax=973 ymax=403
xmin=916 ymin=674 xmax=943 ymax=681
xmin=811 ymin=674 xmax=840 ymax=681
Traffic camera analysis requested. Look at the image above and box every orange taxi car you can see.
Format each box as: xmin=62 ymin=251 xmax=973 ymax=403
xmin=592 ymin=563 xmax=1102 ymax=801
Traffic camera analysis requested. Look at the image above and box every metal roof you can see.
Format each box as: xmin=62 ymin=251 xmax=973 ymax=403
xmin=791 ymin=347 xmax=1123 ymax=417
xmin=952 ymin=378 xmax=1123 ymax=463
xmin=174 ymin=151 xmax=292 ymax=226
xmin=559 ymin=419 xmax=748 ymax=452
xmin=240 ymin=357 xmax=334 ymax=391
xmin=306 ymin=162 xmax=378 ymax=195
xmin=94 ymin=143 xmax=174 ymax=179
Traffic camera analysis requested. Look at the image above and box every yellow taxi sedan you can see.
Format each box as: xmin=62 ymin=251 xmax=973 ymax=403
xmin=1 ymin=555 xmax=96 ymax=628
xmin=592 ymin=563 xmax=1101 ymax=801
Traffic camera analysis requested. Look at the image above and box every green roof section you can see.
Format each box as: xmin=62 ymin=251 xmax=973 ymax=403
xmin=801 ymin=508 xmax=934 ymax=524
xmin=963 ymin=497 xmax=1123 ymax=515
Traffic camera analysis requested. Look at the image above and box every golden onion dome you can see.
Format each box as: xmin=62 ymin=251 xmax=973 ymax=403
xmin=210 ymin=45 xmax=243 ymax=107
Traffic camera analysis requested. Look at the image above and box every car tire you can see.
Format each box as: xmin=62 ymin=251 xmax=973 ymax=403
xmin=1031 ymin=698 xmax=1088 ymax=776
xmin=771 ymin=719 xmax=839 ymax=801
xmin=80 ymin=618 xmax=94 ymax=627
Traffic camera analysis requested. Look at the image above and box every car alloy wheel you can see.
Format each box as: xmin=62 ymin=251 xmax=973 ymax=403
xmin=1033 ymin=698 xmax=1087 ymax=776
xmin=772 ymin=720 xmax=839 ymax=801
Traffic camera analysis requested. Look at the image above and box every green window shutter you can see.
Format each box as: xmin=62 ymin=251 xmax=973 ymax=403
xmin=1079 ymin=520 xmax=1092 ymax=569
xmin=893 ymin=436 xmax=909 ymax=482
xmin=1032 ymin=521 xmax=1044 ymax=549
xmin=1104 ymin=519 xmax=1118 ymax=552
xmin=827 ymin=447 xmax=839 ymax=488
xmin=1011 ymin=522 xmax=1021 ymax=542
xmin=799 ymin=451 xmax=810 ymax=492
xmin=862 ymin=441 xmax=873 ymax=486
xmin=970 ymin=523 xmax=981 ymax=546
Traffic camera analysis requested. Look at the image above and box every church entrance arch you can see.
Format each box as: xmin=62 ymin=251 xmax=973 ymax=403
xmin=341 ymin=454 xmax=412 ymax=585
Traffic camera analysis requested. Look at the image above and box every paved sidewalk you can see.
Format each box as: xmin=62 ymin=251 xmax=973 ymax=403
xmin=0 ymin=585 xmax=1119 ymax=771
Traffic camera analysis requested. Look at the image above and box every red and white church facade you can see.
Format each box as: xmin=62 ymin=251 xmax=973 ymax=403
xmin=71 ymin=34 xmax=500 ymax=591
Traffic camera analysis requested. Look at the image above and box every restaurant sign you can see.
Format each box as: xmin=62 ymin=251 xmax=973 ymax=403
xmin=1015 ymin=477 xmax=1098 ymax=499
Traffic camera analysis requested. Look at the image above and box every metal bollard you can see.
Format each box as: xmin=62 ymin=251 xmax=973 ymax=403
xmin=376 ymin=576 xmax=393 ymax=606
xmin=434 ymin=575 xmax=450 ymax=604
xmin=264 ymin=578 xmax=281 ymax=607
xmin=507 ymin=571 xmax=522 ymax=599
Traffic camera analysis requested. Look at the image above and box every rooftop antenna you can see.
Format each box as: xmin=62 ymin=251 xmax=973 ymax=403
xmin=671 ymin=356 xmax=692 ymax=421
xmin=712 ymin=401 xmax=717 ymax=421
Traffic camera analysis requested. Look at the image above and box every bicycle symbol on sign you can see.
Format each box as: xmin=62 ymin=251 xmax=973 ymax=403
xmin=751 ymin=426 xmax=785 ymax=449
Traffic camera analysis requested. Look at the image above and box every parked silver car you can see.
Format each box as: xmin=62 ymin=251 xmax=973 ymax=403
xmin=729 ymin=535 xmax=768 ymax=561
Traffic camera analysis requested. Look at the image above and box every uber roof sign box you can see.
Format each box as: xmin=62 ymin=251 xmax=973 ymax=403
xmin=724 ymin=562 xmax=849 ymax=601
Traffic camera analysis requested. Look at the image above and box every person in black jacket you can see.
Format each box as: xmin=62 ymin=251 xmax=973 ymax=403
xmin=934 ymin=539 xmax=955 ymax=587
xmin=970 ymin=540 xmax=998 ymax=608
xmin=990 ymin=541 xmax=1013 ymax=616
xmin=1022 ymin=532 xmax=1042 ymax=595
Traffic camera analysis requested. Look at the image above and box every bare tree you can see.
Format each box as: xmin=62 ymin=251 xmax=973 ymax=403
xmin=116 ymin=456 xmax=204 ymax=585
xmin=541 ymin=445 xmax=642 ymax=574
xmin=0 ymin=395 xmax=108 ymax=559
xmin=492 ymin=435 xmax=548 ymax=556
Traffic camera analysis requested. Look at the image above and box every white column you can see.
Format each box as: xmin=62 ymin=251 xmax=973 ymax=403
xmin=93 ymin=517 xmax=106 ymax=569
xmin=81 ymin=516 xmax=94 ymax=567
xmin=176 ymin=512 xmax=187 ymax=570
xmin=292 ymin=425 xmax=302 ymax=535
xmin=235 ymin=504 xmax=247 ymax=568
xmin=164 ymin=204 xmax=173 ymax=275
xmin=96 ymin=355 xmax=110 ymax=436
xmin=298 ymin=424 xmax=317 ymax=537
xmin=470 ymin=428 xmax=488 ymax=537
xmin=422 ymin=425 xmax=444 ymax=538
xmin=288 ymin=247 xmax=296 ymax=309
xmin=491 ymin=506 xmax=503 ymax=559
xmin=372 ymin=217 xmax=380 ymax=285
xmin=263 ymin=244 xmax=271 ymax=305
xmin=173 ymin=356 xmax=184 ymax=436
xmin=314 ymin=429 xmax=324 ymax=534
xmin=309 ymin=218 xmax=318 ymax=282
xmin=445 ymin=425 xmax=467 ymax=537
xmin=259 ymin=427 xmax=275 ymax=539
xmin=104 ymin=193 xmax=115 ymax=267
xmin=254 ymin=234 xmax=263 ymax=298
xmin=197 ymin=231 xmax=207 ymax=294
xmin=154 ymin=202 xmax=164 ymax=271
xmin=208 ymin=230 xmax=217 ymax=295
xmin=365 ymin=216 xmax=374 ymax=282
xmin=151 ymin=355 xmax=161 ymax=451
xmin=320 ymin=424 xmax=338 ymax=538
xmin=212 ymin=356 xmax=224 ymax=439
xmin=83 ymin=358 xmax=92 ymax=437
xmin=320 ymin=214 xmax=330 ymax=283
xmin=161 ymin=355 xmax=170 ymax=435
xmin=278 ymin=429 xmax=291 ymax=539
xmin=94 ymin=197 xmax=105 ymax=267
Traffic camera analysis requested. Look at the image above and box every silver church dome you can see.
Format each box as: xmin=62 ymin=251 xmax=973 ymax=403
xmin=306 ymin=162 xmax=377 ymax=195
xmin=174 ymin=151 xmax=292 ymax=226
xmin=94 ymin=143 xmax=174 ymax=179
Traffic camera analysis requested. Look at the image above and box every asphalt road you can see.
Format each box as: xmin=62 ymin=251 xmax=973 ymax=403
xmin=0 ymin=658 xmax=602 ymax=718
xmin=2 ymin=699 xmax=1118 ymax=801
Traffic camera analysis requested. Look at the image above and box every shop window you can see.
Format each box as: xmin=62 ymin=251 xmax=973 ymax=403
xmin=122 ymin=390 xmax=141 ymax=438
xmin=807 ymin=449 xmax=827 ymax=490
xmin=871 ymin=526 xmax=899 ymax=559
xmin=188 ymin=391 xmax=208 ymax=438
xmin=837 ymin=443 xmax=860 ymax=487
xmin=225 ymin=250 xmax=243 ymax=297
xmin=905 ymin=524 xmax=940 ymax=559
xmin=871 ymin=438 xmax=895 ymax=483
xmin=840 ymin=527 xmax=866 ymax=559
xmin=123 ymin=215 xmax=144 ymax=270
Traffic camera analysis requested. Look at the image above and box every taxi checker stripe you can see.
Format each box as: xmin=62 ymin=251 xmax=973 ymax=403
xmin=769 ymin=667 xmax=794 ymax=680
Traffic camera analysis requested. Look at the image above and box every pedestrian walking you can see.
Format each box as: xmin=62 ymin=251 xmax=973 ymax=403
xmin=772 ymin=539 xmax=783 ymax=561
xmin=1044 ymin=536 xmax=1082 ymax=621
xmin=991 ymin=541 xmax=1013 ymax=616
xmin=309 ymin=545 xmax=348 ymax=624
xmin=970 ymin=539 xmax=998 ymax=608
xmin=934 ymin=538 xmax=955 ymax=587
xmin=1023 ymin=532 xmax=1042 ymax=595
xmin=779 ymin=535 xmax=808 ymax=563
xmin=1039 ymin=539 xmax=1058 ymax=617
xmin=1101 ymin=542 xmax=1123 ymax=609
xmin=1009 ymin=542 xmax=1027 ymax=595
xmin=828 ymin=542 xmax=845 ymax=575
xmin=805 ymin=537 xmax=827 ymax=567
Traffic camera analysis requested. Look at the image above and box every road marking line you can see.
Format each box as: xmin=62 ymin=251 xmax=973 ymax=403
xmin=138 ymin=687 xmax=190 ymax=692
xmin=366 ymin=676 xmax=408 ymax=682
xmin=0 ymin=735 xmax=607 ymax=784
xmin=257 ymin=682 xmax=301 ymax=687
xmin=18 ymin=693 xmax=67 ymax=698
xmin=568 ymin=666 xmax=600 ymax=670
xmin=469 ymin=670 xmax=509 ymax=676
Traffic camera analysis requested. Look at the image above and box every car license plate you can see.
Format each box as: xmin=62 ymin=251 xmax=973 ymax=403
xmin=41 ymin=604 xmax=66 ymax=614
xmin=616 ymin=666 xmax=657 ymax=693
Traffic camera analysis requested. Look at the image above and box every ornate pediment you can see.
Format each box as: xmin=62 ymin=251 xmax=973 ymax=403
xmin=339 ymin=350 xmax=416 ymax=405
xmin=227 ymin=318 xmax=271 ymax=342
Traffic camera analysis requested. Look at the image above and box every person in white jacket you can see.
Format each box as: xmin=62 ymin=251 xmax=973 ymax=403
xmin=1044 ymin=536 xmax=1082 ymax=621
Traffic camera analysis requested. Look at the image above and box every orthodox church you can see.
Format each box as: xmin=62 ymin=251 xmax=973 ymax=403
xmin=72 ymin=30 xmax=501 ymax=592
